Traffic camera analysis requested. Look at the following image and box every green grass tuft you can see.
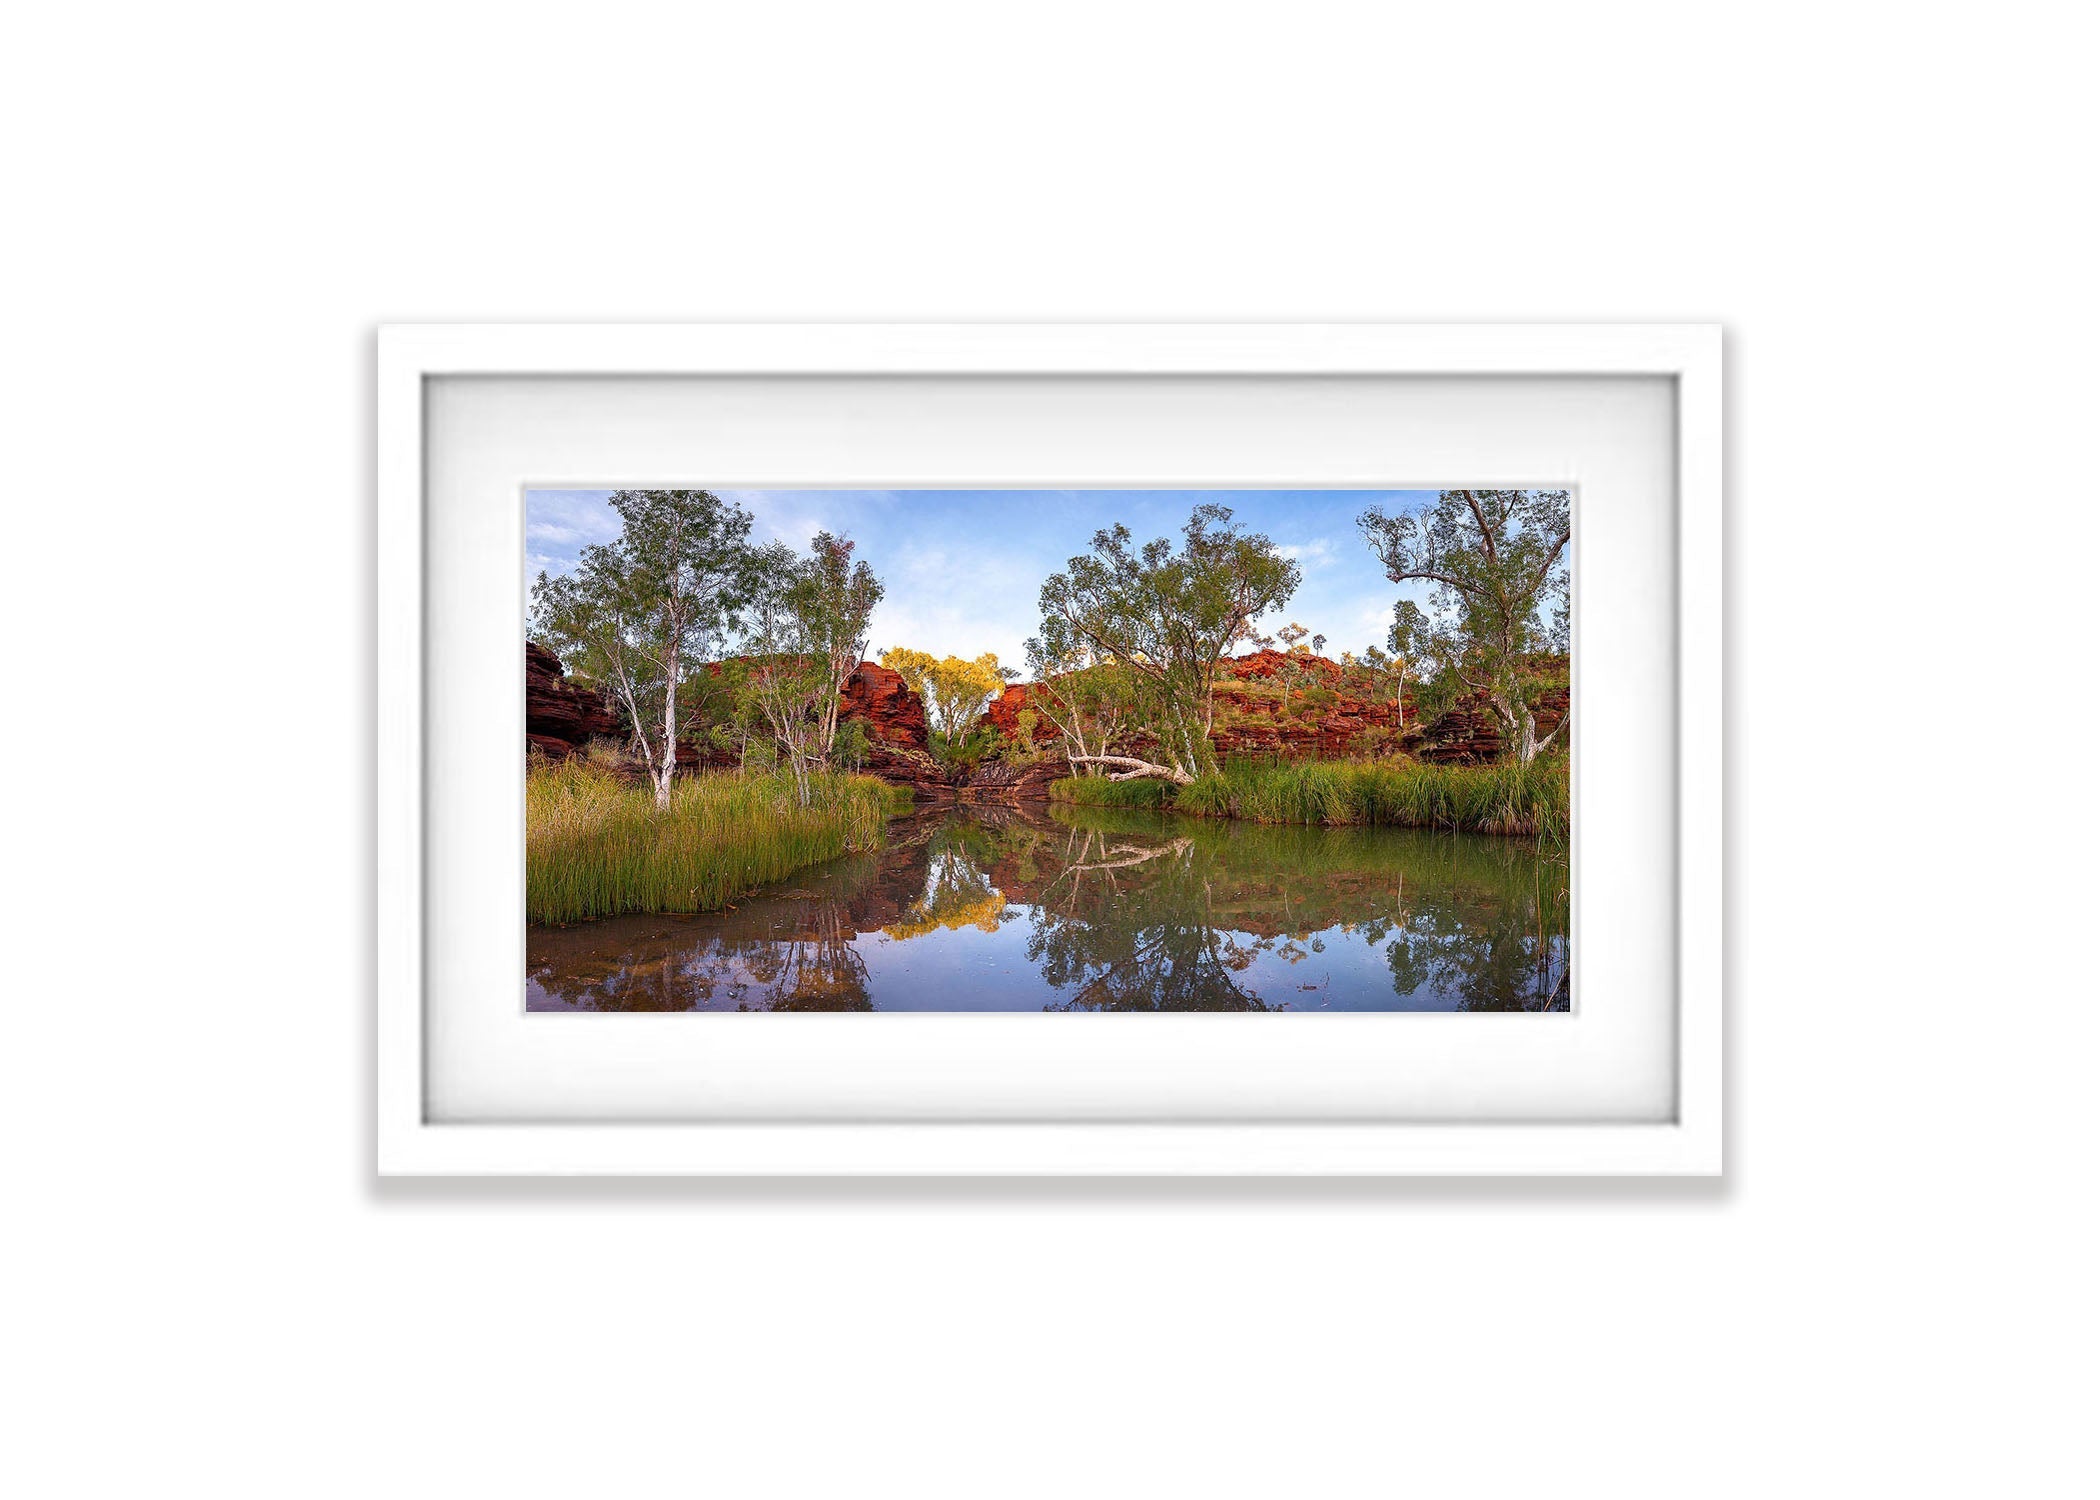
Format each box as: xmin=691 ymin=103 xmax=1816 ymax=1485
xmin=527 ymin=760 xmax=906 ymax=924
xmin=1046 ymin=776 xmax=1172 ymax=809
xmin=1048 ymin=756 xmax=1567 ymax=842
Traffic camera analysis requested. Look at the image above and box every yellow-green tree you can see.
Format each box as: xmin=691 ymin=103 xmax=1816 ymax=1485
xmin=878 ymin=648 xmax=1011 ymax=736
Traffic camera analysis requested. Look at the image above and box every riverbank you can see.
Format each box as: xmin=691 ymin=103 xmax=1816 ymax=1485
xmin=1049 ymin=756 xmax=1568 ymax=842
xmin=526 ymin=760 xmax=908 ymax=924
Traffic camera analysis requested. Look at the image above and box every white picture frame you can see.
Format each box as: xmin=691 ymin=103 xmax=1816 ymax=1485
xmin=378 ymin=323 xmax=1722 ymax=1176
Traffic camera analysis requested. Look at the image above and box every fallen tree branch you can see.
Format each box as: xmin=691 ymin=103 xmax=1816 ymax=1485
xmin=1065 ymin=754 xmax=1195 ymax=785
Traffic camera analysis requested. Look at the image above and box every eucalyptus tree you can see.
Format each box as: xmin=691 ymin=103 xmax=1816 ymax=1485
xmin=1348 ymin=599 xmax=1438 ymax=733
xmin=877 ymin=648 xmax=1012 ymax=738
xmin=529 ymin=488 xmax=753 ymax=809
xmin=740 ymin=531 xmax=885 ymax=804
xmin=1266 ymin=622 xmax=1329 ymax=717
xmin=1036 ymin=504 xmax=1300 ymax=783
xmin=796 ymin=531 xmax=885 ymax=760
xmin=1022 ymin=625 xmax=1135 ymax=775
xmin=1356 ymin=489 xmax=1571 ymax=762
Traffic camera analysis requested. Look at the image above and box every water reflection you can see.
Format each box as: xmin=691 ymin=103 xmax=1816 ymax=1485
xmin=527 ymin=800 xmax=1570 ymax=1013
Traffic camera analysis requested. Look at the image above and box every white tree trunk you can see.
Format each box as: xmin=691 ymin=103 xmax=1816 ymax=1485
xmin=1066 ymin=754 xmax=1195 ymax=785
xmin=655 ymin=643 xmax=680 ymax=810
xmin=1492 ymin=690 xmax=1538 ymax=764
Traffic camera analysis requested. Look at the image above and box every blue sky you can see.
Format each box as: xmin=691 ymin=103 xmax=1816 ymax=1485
xmin=525 ymin=488 xmax=1451 ymax=672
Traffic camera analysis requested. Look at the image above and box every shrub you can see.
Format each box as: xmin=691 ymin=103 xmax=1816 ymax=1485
xmin=1004 ymin=708 xmax=1041 ymax=763
xmin=929 ymin=724 xmax=1001 ymax=778
xmin=583 ymin=735 xmax=630 ymax=769
xmin=832 ymin=717 xmax=872 ymax=772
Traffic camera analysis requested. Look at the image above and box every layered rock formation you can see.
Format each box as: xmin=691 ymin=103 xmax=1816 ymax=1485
xmin=1412 ymin=685 xmax=1569 ymax=765
xmin=837 ymin=661 xmax=929 ymax=750
xmin=525 ymin=642 xmax=617 ymax=759
xmin=970 ymin=650 xmax=1568 ymax=767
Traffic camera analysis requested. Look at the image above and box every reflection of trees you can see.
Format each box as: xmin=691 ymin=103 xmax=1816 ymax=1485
xmin=527 ymin=851 xmax=882 ymax=1011
xmin=884 ymin=825 xmax=1012 ymax=939
xmin=731 ymin=901 xmax=875 ymax=1010
xmin=1349 ymin=845 xmax=1569 ymax=1011
xmin=1032 ymin=824 xmax=1275 ymax=1010
xmin=1028 ymin=809 xmax=1569 ymax=1012
xmin=528 ymin=903 xmax=875 ymax=1011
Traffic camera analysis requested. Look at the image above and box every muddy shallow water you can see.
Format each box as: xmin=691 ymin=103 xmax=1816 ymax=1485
xmin=527 ymin=800 xmax=1569 ymax=1013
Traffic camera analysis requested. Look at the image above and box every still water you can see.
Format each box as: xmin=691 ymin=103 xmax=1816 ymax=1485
xmin=528 ymin=801 xmax=1569 ymax=1012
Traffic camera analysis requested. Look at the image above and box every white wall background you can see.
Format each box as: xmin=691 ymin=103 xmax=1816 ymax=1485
xmin=5 ymin=4 xmax=2092 ymax=1496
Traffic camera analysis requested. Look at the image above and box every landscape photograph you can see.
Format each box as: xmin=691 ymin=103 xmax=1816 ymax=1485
xmin=524 ymin=488 xmax=1572 ymax=1012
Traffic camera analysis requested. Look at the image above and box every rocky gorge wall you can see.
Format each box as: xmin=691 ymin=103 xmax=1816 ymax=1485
xmin=525 ymin=644 xmax=1567 ymax=795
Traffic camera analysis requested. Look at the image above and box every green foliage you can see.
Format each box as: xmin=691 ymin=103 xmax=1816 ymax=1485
xmin=1019 ymin=637 xmax=1138 ymax=772
xmin=1048 ymin=755 xmax=1568 ymax=842
xmin=1038 ymin=504 xmax=1300 ymax=779
xmin=532 ymin=494 xmax=886 ymax=802
xmin=530 ymin=488 xmax=754 ymax=797
xmin=1004 ymin=708 xmax=1041 ymax=764
xmin=742 ymin=534 xmax=885 ymax=803
xmin=1359 ymin=490 xmax=1571 ymax=760
xmin=526 ymin=760 xmax=905 ymax=924
xmin=831 ymin=715 xmax=871 ymax=772
xmin=928 ymin=723 xmax=1001 ymax=777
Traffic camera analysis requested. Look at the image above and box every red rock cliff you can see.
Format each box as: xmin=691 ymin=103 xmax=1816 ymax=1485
xmin=526 ymin=642 xmax=617 ymax=758
xmin=837 ymin=661 xmax=930 ymax=750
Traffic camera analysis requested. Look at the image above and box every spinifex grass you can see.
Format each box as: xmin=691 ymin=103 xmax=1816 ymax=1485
xmin=526 ymin=760 xmax=906 ymax=924
xmin=1043 ymin=776 xmax=1175 ymax=810
xmin=1051 ymin=755 xmax=1568 ymax=843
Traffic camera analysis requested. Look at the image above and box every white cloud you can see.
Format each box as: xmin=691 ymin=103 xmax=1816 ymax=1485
xmin=1278 ymin=537 xmax=1337 ymax=567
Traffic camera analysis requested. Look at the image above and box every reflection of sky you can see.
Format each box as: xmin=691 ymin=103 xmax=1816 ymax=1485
xmin=526 ymin=905 xmax=1566 ymax=1013
xmin=525 ymin=487 xmax=1444 ymax=673
xmin=853 ymin=907 xmax=1529 ymax=1013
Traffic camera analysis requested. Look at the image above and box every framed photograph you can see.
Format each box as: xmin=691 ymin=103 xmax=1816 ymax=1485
xmin=378 ymin=324 xmax=1721 ymax=1175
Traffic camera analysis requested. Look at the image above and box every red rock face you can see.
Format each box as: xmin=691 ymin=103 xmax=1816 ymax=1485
xmin=525 ymin=642 xmax=617 ymax=757
xmin=979 ymin=683 xmax=1052 ymax=741
xmin=837 ymin=661 xmax=930 ymax=751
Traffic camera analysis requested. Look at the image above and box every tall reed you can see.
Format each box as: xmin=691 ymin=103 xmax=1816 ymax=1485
xmin=1051 ymin=756 xmax=1568 ymax=843
xmin=526 ymin=760 xmax=905 ymax=924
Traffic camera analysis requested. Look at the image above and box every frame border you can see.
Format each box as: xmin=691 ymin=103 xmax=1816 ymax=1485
xmin=377 ymin=323 xmax=1722 ymax=1175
